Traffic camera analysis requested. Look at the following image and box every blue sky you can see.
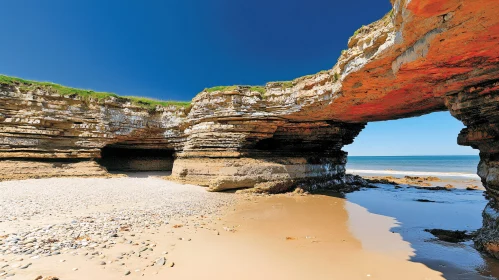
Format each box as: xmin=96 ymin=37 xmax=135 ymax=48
xmin=0 ymin=0 xmax=475 ymax=156
xmin=344 ymin=112 xmax=478 ymax=156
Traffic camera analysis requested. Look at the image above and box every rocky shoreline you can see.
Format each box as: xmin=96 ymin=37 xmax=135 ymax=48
xmin=364 ymin=175 xmax=483 ymax=190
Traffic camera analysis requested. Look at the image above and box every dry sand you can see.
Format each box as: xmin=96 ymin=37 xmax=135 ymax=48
xmin=0 ymin=175 xmax=445 ymax=279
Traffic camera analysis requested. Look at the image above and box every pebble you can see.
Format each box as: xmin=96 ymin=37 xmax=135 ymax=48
xmin=124 ymin=270 xmax=131 ymax=276
xmin=10 ymin=263 xmax=21 ymax=268
xmin=0 ymin=177 xmax=234 ymax=277
xmin=20 ymin=262 xmax=32 ymax=269
xmin=156 ymin=257 xmax=166 ymax=266
xmin=73 ymin=268 xmax=79 ymax=271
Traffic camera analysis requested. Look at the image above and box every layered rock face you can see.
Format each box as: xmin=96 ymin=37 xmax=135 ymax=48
xmin=0 ymin=83 xmax=187 ymax=180
xmin=171 ymin=87 xmax=365 ymax=191
xmin=444 ymin=80 xmax=499 ymax=257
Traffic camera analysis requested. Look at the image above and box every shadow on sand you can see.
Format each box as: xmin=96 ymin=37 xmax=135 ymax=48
xmin=109 ymin=171 xmax=172 ymax=178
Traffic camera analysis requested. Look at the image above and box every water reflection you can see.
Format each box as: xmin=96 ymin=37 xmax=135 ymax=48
xmin=345 ymin=184 xmax=499 ymax=279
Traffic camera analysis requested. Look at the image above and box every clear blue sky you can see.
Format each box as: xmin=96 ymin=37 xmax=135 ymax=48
xmin=0 ymin=0 xmax=475 ymax=156
xmin=344 ymin=112 xmax=478 ymax=156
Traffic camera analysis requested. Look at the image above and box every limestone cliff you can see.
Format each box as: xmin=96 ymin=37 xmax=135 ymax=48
xmin=0 ymin=82 xmax=188 ymax=180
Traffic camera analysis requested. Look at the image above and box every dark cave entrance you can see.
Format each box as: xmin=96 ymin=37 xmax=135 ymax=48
xmin=98 ymin=145 xmax=175 ymax=172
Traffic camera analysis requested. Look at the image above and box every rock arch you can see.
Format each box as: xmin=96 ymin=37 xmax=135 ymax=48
xmin=1 ymin=0 xmax=499 ymax=257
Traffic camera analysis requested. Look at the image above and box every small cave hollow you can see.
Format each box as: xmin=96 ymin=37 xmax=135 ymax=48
xmin=98 ymin=145 xmax=175 ymax=172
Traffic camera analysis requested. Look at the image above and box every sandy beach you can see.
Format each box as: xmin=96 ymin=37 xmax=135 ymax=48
xmin=1 ymin=172 xmax=496 ymax=279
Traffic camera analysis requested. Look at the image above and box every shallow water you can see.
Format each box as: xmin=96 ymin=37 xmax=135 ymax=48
xmin=346 ymin=183 xmax=499 ymax=279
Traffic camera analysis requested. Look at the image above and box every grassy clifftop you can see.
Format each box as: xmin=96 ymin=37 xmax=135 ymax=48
xmin=0 ymin=75 xmax=191 ymax=110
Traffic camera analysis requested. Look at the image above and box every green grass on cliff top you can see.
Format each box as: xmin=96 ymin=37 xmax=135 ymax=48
xmin=204 ymin=85 xmax=266 ymax=95
xmin=0 ymin=75 xmax=191 ymax=109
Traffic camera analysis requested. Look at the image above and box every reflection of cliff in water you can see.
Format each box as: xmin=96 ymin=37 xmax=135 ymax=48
xmin=345 ymin=184 xmax=499 ymax=279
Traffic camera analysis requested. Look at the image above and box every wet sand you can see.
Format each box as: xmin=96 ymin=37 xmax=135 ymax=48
xmin=1 ymin=174 xmax=498 ymax=279
xmin=347 ymin=183 xmax=499 ymax=279
xmin=361 ymin=174 xmax=484 ymax=190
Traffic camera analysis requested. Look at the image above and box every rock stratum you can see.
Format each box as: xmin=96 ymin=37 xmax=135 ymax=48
xmin=1 ymin=0 xmax=499 ymax=257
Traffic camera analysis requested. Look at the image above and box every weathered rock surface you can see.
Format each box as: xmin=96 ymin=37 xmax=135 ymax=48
xmin=172 ymin=88 xmax=365 ymax=191
xmin=444 ymin=80 xmax=499 ymax=256
xmin=0 ymin=160 xmax=108 ymax=181
xmin=1 ymin=0 xmax=498 ymax=193
xmin=0 ymin=82 xmax=187 ymax=179
xmin=2 ymin=0 xmax=499 ymax=256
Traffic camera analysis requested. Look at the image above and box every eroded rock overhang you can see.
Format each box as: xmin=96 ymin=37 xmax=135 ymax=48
xmin=2 ymin=0 xmax=499 ymax=190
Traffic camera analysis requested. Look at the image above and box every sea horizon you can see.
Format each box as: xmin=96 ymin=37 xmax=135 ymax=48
xmin=346 ymin=155 xmax=480 ymax=178
xmin=348 ymin=154 xmax=479 ymax=157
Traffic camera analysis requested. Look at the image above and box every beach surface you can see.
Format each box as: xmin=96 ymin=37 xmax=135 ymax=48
xmin=0 ymin=173 xmax=496 ymax=279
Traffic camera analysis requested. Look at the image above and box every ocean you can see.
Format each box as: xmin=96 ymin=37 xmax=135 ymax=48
xmin=346 ymin=155 xmax=480 ymax=178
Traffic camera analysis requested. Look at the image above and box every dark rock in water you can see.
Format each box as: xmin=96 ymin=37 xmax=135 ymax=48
xmin=424 ymin=229 xmax=476 ymax=243
xmin=415 ymin=186 xmax=451 ymax=191
xmin=366 ymin=178 xmax=398 ymax=185
xmin=415 ymin=199 xmax=436 ymax=203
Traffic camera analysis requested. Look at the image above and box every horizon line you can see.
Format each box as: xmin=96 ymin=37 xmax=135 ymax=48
xmin=347 ymin=154 xmax=479 ymax=157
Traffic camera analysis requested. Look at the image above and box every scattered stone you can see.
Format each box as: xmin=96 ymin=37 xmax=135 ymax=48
xmin=167 ymin=261 xmax=174 ymax=267
xmin=415 ymin=199 xmax=436 ymax=203
xmin=11 ymin=263 xmax=21 ymax=268
xmin=98 ymin=261 xmax=106 ymax=265
xmin=0 ymin=176 xmax=234 ymax=269
xmin=20 ymin=263 xmax=32 ymax=269
xmin=124 ymin=270 xmax=131 ymax=276
xmin=445 ymin=184 xmax=455 ymax=189
xmin=424 ymin=229 xmax=476 ymax=243
xmin=156 ymin=257 xmax=166 ymax=266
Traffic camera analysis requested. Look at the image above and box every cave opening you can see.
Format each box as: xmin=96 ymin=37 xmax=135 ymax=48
xmin=98 ymin=145 xmax=175 ymax=172
xmin=343 ymin=111 xmax=480 ymax=183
